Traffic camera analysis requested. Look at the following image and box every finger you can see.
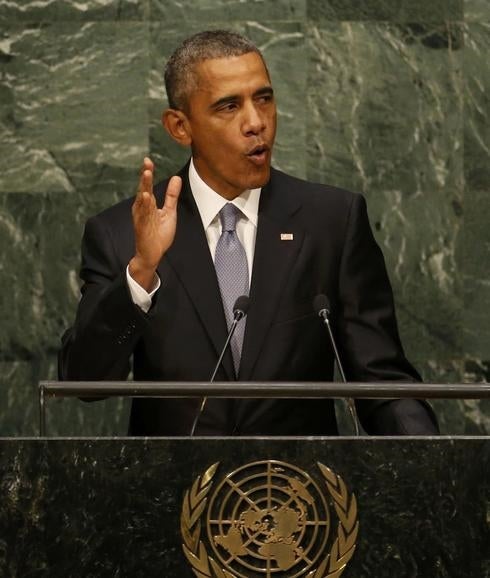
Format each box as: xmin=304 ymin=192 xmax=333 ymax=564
xmin=143 ymin=156 xmax=154 ymax=171
xmin=132 ymin=192 xmax=150 ymax=226
xmin=139 ymin=157 xmax=154 ymax=176
xmin=137 ymin=158 xmax=154 ymax=193
xmin=163 ymin=176 xmax=182 ymax=212
xmin=137 ymin=169 xmax=153 ymax=198
xmin=133 ymin=190 xmax=151 ymax=210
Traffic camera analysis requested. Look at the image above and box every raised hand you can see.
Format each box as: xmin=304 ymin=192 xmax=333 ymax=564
xmin=129 ymin=157 xmax=182 ymax=290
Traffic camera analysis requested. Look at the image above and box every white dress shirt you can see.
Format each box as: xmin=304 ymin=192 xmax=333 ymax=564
xmin=126 ymin=158 xmax=261 ymax=312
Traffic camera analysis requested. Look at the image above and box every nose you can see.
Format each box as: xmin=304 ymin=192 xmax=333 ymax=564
xmin=242 ymin=101 xmax=266 ymax=136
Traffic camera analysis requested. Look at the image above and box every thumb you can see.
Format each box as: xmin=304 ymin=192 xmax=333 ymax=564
xmin=163 ymin=176 xmax=182 ymax=211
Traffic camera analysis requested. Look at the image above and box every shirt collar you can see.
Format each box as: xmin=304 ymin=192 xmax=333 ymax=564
xmin=188 ymin=157 xmax=261 ymax=228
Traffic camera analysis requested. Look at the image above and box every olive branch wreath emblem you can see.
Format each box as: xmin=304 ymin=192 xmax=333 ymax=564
xmin=181 ymin=462 xmax=359 ymax=578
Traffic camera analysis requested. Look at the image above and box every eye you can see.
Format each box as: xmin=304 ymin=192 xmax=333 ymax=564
xmin=218 ymin=102 xmax=238 ymax=112
xmin=257 ymin=93 xmax=273 ymax=105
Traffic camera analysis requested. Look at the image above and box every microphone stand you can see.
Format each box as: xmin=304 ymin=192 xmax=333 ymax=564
xmin=316 ymin=299 xmax=360 ymax=437
xmin=189 ymin=301 xmax=248 ymax=437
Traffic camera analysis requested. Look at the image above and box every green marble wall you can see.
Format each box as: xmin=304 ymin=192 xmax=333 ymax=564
xmin=0 ymin=0 xmax=488 ymax=436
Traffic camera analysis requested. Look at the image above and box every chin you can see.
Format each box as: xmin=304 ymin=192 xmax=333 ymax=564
xmin=246 ymin=167 xmax=271 ymax=190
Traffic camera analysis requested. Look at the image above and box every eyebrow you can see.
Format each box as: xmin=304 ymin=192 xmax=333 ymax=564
xmin=210 ymin=86 xmax=274 ymax=110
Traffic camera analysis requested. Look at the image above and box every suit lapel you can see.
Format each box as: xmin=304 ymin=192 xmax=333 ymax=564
xmin=238 ymin=171 xmax=305 ymax=380
xmin=157 ymin=168 xmax=235 ymax=380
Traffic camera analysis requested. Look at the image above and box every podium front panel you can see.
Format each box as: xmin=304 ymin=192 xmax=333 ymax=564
xmin=0 ymin=437 xmax=487 ymax=577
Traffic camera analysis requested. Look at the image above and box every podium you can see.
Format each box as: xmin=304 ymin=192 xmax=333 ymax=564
xmin=0 ymin=382 xmax=488 ymax=577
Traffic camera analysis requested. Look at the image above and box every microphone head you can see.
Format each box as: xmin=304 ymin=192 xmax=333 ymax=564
xmin=313 ymin=293 xmax=330 ymax=316
xmin=233 ymin=295 xmax=250 ymax=318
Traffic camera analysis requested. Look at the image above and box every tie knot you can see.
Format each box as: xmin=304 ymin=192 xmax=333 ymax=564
xmin=219 ymin=203 xmax=240 ymax=232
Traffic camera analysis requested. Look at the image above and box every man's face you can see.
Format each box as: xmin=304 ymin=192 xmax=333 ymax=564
xmin=183 ymin=52 xmax=277 ymax=199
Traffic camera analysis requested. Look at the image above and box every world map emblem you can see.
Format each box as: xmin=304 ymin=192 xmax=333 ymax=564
xmin=181 ymin=460 xmax=359 ymax=578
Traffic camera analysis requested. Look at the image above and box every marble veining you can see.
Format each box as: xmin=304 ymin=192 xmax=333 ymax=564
xmin=0 ymin=438 xmax=487 ymax=577
xmin=0 ymin=1 xmax=488 ymax=437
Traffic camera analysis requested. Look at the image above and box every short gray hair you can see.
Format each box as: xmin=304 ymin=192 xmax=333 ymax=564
xmin=164 ymin=30 xmax=265 ymax=111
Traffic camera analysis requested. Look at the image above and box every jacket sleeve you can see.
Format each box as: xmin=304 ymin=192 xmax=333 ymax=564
xmin=58 ymin=215 xmax=152 ymax=381
xmin=336 ymin=193 xmax=438 ymax=434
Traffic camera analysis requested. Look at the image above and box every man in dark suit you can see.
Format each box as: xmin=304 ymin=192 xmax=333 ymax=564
xmin=59 ymin=30 xmax=438 ymax=436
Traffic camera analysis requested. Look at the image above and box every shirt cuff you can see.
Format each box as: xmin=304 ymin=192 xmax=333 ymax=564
xmin=126 ymin=265 xmax=161 ymax=313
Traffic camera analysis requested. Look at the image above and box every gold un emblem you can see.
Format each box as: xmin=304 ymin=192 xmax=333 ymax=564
xmin=181 ymin=460 xmax=359 ymax=578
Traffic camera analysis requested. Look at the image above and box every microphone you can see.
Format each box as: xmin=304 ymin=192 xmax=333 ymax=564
xmin=313 ymin=294 xmax=360 ymax=436
xmin=189 ymin=295 xmax=250 ymax=436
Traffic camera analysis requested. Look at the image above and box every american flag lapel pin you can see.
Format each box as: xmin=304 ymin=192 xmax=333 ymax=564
xmin=280 ymin=233 xmax=294 ymax=241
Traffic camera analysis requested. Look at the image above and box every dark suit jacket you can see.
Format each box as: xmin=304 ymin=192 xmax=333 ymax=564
xmin=59 ymin=164 xmax=438 ymax=436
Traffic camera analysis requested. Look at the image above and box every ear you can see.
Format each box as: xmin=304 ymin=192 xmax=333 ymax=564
xmin=162 ymin=109 xmax=192 ymax=147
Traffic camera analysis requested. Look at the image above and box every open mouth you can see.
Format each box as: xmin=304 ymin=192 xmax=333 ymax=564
xmin=246 ymin=144 xmax=269 ymax=162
